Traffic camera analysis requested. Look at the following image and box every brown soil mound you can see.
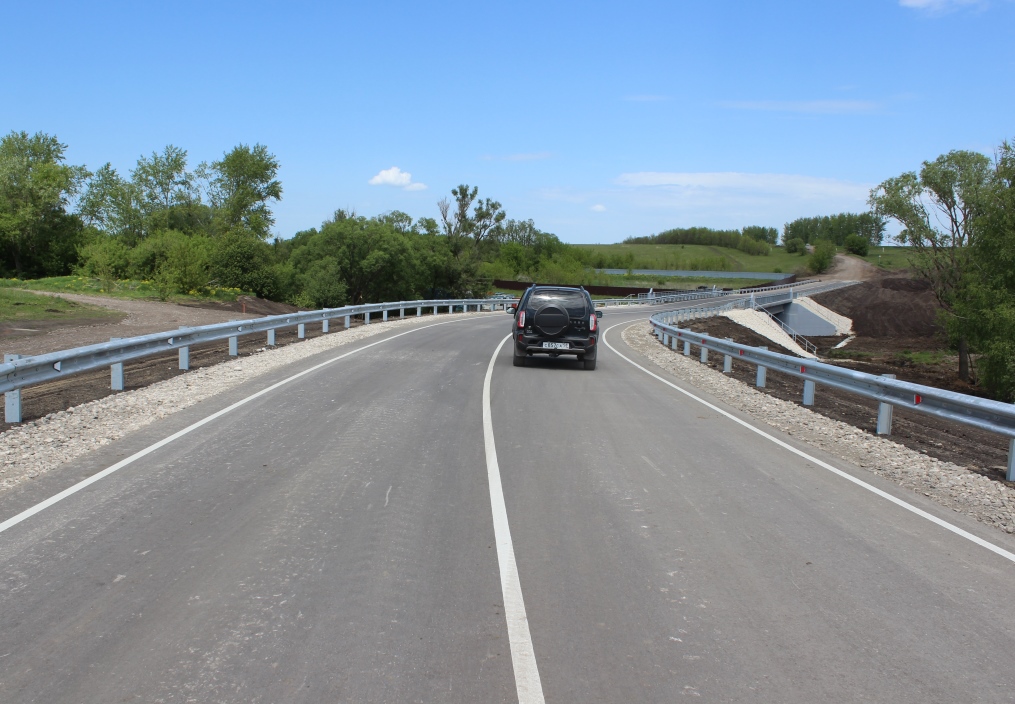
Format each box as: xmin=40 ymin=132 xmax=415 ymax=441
xmin=810 ymin=277 xmax=941 ymax=337
xmin=177 ymin=295 xmax=300 ymax=316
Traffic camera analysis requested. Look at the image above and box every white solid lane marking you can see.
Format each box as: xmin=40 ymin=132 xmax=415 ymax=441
xmin=0 ymin=316 xmax=485 ymax=536
xmin=602 ymin=322 xmax=1015 ymax=565
xmin=484 ymin=334 xmax=546 ymax=704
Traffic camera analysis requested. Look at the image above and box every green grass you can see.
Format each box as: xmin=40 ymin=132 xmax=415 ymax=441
xmin=0 ymin=276 xmax=248 ymax=303
xmin=0 ymin=288 xmax=123 ymax=324
xmin=826 ymin=348 xmax=875 ymax=361
xmin=896 ymin=349 xmax=948 ymax=365
xmin=576 ymin=243 xmax=810 ymax=274
xmin=862 ymin=246 xmax=913 ymax=271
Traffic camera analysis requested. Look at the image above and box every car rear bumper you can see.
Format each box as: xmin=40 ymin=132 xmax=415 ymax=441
xmin=515 ymin=336 xmax=597 ymax=357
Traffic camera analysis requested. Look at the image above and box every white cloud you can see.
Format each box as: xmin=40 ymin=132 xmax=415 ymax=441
xmin=368 ymin=166 xmax=426 ymax=191
xmin=900 ymin=0 xmax=987 ymax=12
xmin=720 ymin=99 xmax=879 ymax=114
xmin=616 ymin=171 xmax=869 ymax=202
xmin=591 ymin=204 xmax=607 ymax=212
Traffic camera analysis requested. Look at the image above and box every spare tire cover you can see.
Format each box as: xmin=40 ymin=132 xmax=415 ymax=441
xmin=534 ymin=304 xmax=568 ymax=336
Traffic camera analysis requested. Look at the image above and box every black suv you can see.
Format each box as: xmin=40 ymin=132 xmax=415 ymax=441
xmin=509 ymin=286 xmax=602 ymax=370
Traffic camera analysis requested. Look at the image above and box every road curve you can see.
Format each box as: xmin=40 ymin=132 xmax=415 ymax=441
xmin=1 ymin=308 xmax=1014 ymax=702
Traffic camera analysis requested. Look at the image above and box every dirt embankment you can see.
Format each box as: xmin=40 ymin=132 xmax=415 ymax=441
xmin=1 ymin=294 xmax=299 ymax=358
xmin=810 ymin=277 xmax=941 ymax=338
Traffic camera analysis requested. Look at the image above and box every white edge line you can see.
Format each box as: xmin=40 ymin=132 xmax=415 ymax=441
xmin=484 ymin=334 xmax=546 ymax=704
xmin=602 ymin=321 xmax=1015 ymax=565
xmin=0 ymin=315 xmax=483 ymax=536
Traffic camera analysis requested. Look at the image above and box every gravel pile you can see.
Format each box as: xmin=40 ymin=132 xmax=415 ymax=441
xmin=623 ymin=322 xmax=1015 ymax=535
xmin=0 ymin=313 xmax=488 ymax=494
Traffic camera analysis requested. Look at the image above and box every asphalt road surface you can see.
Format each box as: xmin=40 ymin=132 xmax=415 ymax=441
xmin=2 ymin=306 xmax=1015 ymax=702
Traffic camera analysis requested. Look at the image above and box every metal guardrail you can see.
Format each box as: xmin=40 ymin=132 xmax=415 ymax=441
xmin=1 ymin=297 xmax=516 ymax=422
xmin=594 ymin=279 xmax=819 ymax=308
xmin=649 ymin=317 xmax=1015 ymax=480
xmin=666 ymin=280 xmax=858 ymax=325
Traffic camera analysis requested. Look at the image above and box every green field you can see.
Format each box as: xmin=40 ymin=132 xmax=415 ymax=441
xmin=0 ymin=276 xmax=248 ymax=303
xmin=576 ymin=243 xmax=809 ymax=274
xmin=862 ymin=246 xmax=913 ymax=270
xmin=0 ymin=288 xmax=123 ymax=324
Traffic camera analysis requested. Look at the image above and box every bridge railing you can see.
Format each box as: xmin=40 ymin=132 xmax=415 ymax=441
xmin=649 ymin=315 xmax=1015 ymax=480
xmin=1 ymin=297 xmax=516 ymax=422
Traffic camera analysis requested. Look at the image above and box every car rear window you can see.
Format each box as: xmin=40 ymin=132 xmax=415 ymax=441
xmin=529 ymin=290 xmax=587 ymax=316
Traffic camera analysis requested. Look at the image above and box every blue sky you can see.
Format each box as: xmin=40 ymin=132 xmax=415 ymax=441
xmin=3 ymin=0 xmax=1012 ymax=243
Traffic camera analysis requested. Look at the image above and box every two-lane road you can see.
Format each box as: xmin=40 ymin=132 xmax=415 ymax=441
xmin=2 ymin=308 xmax=1013 ymax=702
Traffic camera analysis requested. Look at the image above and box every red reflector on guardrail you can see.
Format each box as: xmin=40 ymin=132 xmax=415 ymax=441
xmin=739 ymin=350 xmax=744 ymax=356
xmin=800 ymin=366 xmax=807 ymax=373
xmin=915 ymin=394 xmax=922 ymax=405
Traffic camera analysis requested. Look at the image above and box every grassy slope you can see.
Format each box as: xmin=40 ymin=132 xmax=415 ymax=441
xmin=0 ymin=276 xmax=247 ymax=303
xmin=0 ymin=288 xmax=123 ymax=324
xmin=861 ymin=246 xmax=913 ymax=270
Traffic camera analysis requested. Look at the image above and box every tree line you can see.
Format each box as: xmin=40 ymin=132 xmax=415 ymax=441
xmin=0 ymin=131 xmax=615 ymax=305
xmin=624 ymin=226 xmax=776 ymax=255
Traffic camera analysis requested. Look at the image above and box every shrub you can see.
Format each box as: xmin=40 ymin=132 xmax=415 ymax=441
xmin=844 ymin=234 xmax=869 ymax=257
xmin=808 ymin=240 xmax=837 ymax=274
xmin=784 ymin=237 xmax=806 ymax=254
xmin=76 ymin=237 xmax=131 ymax=288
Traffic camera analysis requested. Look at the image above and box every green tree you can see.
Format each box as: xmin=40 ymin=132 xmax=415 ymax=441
xmin=79 ymin=163 xmax=144 ymax=242
xmin=955 ymin=140 xmax=1015 ymax=399
xmin=742 ymin=225 xmax=778 ymax=245
xmin=203 ymin=144 xmax=282 ymax=238
xmin=869 ymin=149 xmax=994 ymax=380
xmin=0 ymin=131 xmax=88 ymax=276
xmin=437 ymin=184 xmax=506 ymax=259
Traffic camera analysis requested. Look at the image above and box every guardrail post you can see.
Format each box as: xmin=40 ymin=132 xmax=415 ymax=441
xmin=229 ymin=335 xmax=238 ymax=356
xmin=756 ymin=346 xmax=767 ymax=388
xmin=700 ymin=346 xmax=708 ymax=364
xmin=1008 ymin=438 xmax=1015 ymax=482
xmin=877 ymin=374 xmax=896 ymax=435
xmin=383 ymin=310 xmax=388 ymax=322
xmin=267 ymin=329 xmax=276 ymax=346
xmin=723 ymin=348 xmax=732 ymax=374
xmin=365 ymin=312 xmax=371 ymax=325
xmin=671 ymin=335 xmax=678 ymax=351
xmin=4 ymin=354 xmax=22 ymax=423
xmin=179 ymin=345 xmax=190 ymax=370
xmin=110 ymin=338 xmax=124 ymax=390
xmin=803 ymin=379 xmax=816 ymax=406
xmin=322 ymin=319 xmax=329 ymax=333
xmin=683 ymin=340 xmax=690 ymax=356
xmin=345 ymin=315 xmax=351 ymax=329
xmin=400 ymin=307 xmax=405 ymax=318
xmin=298 ymin=323 xmax=306 ymax=339
xmin=417 ymin=306 xmax=422 ymax=317
xmin=434 ymin=305 xmax=438 ymax=315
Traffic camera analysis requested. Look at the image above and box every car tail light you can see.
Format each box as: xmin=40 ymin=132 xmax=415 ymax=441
xmin=518 ymin=311 xmax=525 ymax=328
xmin=589 ymin=313 xmax=597 ymax=332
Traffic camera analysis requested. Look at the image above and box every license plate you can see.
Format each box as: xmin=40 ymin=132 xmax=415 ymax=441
xmin=541 ymin=342 xmax=570 ymax=349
